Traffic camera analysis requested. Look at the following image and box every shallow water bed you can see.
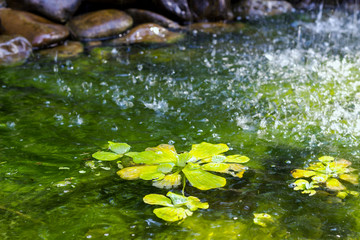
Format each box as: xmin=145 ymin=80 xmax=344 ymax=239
xmin=1 ymin=10 xmax=360 ymax=239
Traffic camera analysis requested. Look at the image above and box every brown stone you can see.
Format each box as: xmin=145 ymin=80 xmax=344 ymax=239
xmin=109 ymin=23 xmax=184 ymax=45
xmin=189 ymin=0 xmax=233 ymax=22
xmin=67 ymin=9 xmax=133 ymax=40
xmin=126 ymin=8 xmax=182 ymax=29
xmin=37 ymin=41 xmax=83 ymax=58
xmin=0 ymin=35 xmax=32 ymax=67
xmin=233 ymin=0 xmax=293 ymax=19
xmin=0 ymin=8 xmax=69 ymax=48
xmin=23 ymin=0 xmax=82 ymax=22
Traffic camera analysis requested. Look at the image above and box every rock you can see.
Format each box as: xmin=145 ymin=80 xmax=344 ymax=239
xmin=67 ymin=9 xmax=133 ymax=40
xmin=0 ymin=35 xmax=32 ymax=67
xmin=109 ymin=23 xmax=184 ymax=45
xmin=0 ymin=8 xmax=69 ymax=48
xmin=22 ymin=0 xmax=82 ymax=22
xmin=37 ymin=41 xmax=83 ymax=58
xmin=233 ymin=0 xmax=293 ymax=19
xmin=126 ymin=8 xmax=182 ymax=29
xmin=152 ymin=0 xmax=193 ymax=22
xmin=188 ymin=22 xmax=245 ymax=34
xmin=189 ymin=0 xmax=233 ymax=21
xmin=0 ymin=0 xmax=6 ymax=8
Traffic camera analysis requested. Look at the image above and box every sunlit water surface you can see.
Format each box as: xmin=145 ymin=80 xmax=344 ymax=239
xmin=2 ymin=9 xmax=360 ymax=239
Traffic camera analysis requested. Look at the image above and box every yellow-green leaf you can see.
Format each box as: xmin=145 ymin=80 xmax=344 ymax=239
xmin=146 ymin=144 xmax=178 ymax=163
xmin=153 ymin=207 xmax=192 ymax=222
xmin=186 ymin=196 xmax=209 ymax=211
xmin=326 ymin=178 xmax=346 ymax=191
xmin=211 ymin=155 xmax=227 ymax=163
xmin=201 ymin=163 xmax=229 ymax=173
xmin=157 ymin=163 xmax=175 ymax=173
xmin=225 ymin=155 xmax=250 ymax=163
xmin=177 ymin=152 xmax=194 ymax=167
xmin=166 ymin=192 xmax=188 ymax=206
xmin=92 ymin=151 xmax=121 ymax=161
xmin=117 ymin=165 xmax=158 ymax=180
xmin=152 ymin=173 xmax=182 ymax=189
xmin=140 ymin=172 xmax=165 ymax=181
xmin=143 ymin=194 xmax=173 ymax=207
xmin=311 ymin=174 xmax=328 ymax=183
xmin=339 ymin=174 xmax=359 ymax=185
xmin=318 ymin=156 xmax=334 ymax=162
xmin=293 ymin=179 xmax=311 ymax=191
xmin=108 ymin=142 xmax=131 ymax=154
xmin=189 ymin=142 xmax=229 ymax=160
xmin=291 ymin=169 xmax=316 ymax=178
xmin=336 ymin=191 xmax=348 ymax=199
xmin=182 ymin=164 xmax=226 ymax=190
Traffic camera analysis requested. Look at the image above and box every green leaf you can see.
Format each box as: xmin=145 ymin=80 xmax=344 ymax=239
xmin=177 ymin=152 xmax=194 ymax=167
xmin=201 ymin=163 xmax=229 ymax=173
xmin=143 ymin=194 xmax=173 ymax=207
xmin=326 ymin=178 xmax=346 ymax=191
xmin=152 ymin=173 xmax=182 ymax=189
xmin=182 ymin=163 xmax=226 ymax=190
xmin=211 ymin=155 xmax=227 ymax=163
xmin=291 ymin=169 xmax=316 ymax=178
xmin=140 ymin=172 xmax=165 ymax=181
xmin=166 ymin=192 xmax=188 ymax=206
xmin=318 ymin=156 xmax=334 ymax=162
xmin=339 ymin=174 xmax=359 ymax=185
xmin=224 ymin=155 xmax=250 ymax=163
xmin=157 ymin=163 xmax=175 ymax=173
xmin=117 ymin=165 xmax=159 ymax=180
xmin=127 ymin=148 xmax=177 ymax=165
xmin=108 ymin=142 xmax=130 ymax=154
xmin=186 ymin=196 xmax=209 ymax=211
xmin=189 ymin=142 xmax=229 ymax=160
xmin=153 ymin=207 xmax=192 ymax=222
xmin=92 ymin=151 xmax=121 ymax=161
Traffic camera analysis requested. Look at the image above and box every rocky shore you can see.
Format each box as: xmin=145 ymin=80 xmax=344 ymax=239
xmin=0 ymin=0 xmax=356 ymax=67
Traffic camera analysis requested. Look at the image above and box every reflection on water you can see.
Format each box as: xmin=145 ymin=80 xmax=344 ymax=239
xmin=1 ymin=9 xmax=360 ymax=239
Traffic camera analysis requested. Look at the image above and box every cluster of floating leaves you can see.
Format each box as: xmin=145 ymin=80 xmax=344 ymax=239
xmin=143 ymin=192 xmax=209 ymax=222
xmin=92 ymin=141 xmax=250 ymax=222
xmin=291 ymin=156 xmax=359 ymax=199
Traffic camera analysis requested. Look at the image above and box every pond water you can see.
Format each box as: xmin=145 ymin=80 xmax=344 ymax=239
xmin=2 ymin=9 xmax=360 ymax=239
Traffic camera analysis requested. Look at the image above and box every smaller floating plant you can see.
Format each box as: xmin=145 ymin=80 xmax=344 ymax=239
xmin=290 ymin=156 xmax=359 ymax=199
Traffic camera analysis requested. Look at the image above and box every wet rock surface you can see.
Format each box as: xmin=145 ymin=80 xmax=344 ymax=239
xmin=37 ymin=41 xmax=83 ymax=58
xmin=233 ymin=0 xmax=293 ymax=19
xmin=109 ymin=23 xmax=184 ymax=45
xmin=67 ymin=9 xmax=133 ymax=40
xmin=0 ymin=0 xmax=6 ymax=8
xmin=0 ymin=35 xmax=32 ymax=66
xmin=188 ymin=22 xmax=245 ymax=34
xmin=23 ymin=0 xmax=82 ymax=22
xmin=189 ymin=0 xmax=233 ymax=21
xmin=126 ymin=8 xmax=181 ymax=29
xmin=0 ymin=8 xmax=69 ymax=48
xmin=152 ymin=0 xmax=193 ymax=22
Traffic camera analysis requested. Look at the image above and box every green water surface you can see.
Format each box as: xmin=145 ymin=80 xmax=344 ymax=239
xmin=1 ymin=10 xmax=360 ymax=239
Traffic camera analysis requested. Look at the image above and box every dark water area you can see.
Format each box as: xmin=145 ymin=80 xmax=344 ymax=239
xmin=1 ymin=10 xmax=360 ymax=239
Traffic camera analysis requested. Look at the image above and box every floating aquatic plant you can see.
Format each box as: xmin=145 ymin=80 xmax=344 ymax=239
xmin=143 ymin=192 xmax=209 ymax=222
xmin=92 ymin=142 xmax=131 ymax=161
xmin=291 ymin=156 xmax=359 ymax=199
xmin=92 ymin=141 xmax=250 ymax=222
xmin=117 ymin=142 xmax=250 ymax=190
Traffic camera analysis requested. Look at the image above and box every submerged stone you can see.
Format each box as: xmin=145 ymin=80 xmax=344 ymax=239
xmin=0 ymin=35 xmax=32 ymax=67
xmin=109 ymin=23 xmax=184 ymax=45
xmin=233 ymin=0 xmax=293 ymax=19
xmin=23 ymin=0 xmax=82 ymax=22
xmin=67 ymin=9 xmax=133 ymax=40
xmin=126 ymin=8 xmax=182 ymax=29
xmin=0 ymin=8 xmax=69 ymax=48
xmin=189 ymin=0 xmax=233 ymax=21
xmin=37 ymin=41 xmax=84 ymax=58
xmin=188 ymin=22 xmax=245 ymax=34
